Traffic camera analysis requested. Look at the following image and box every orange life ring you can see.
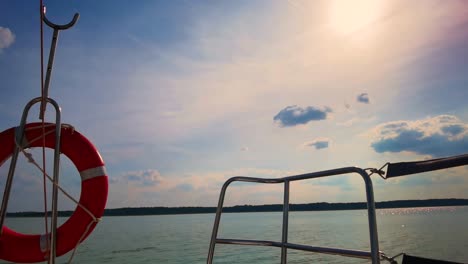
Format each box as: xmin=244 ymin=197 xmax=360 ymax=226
xmin=0 ymin=123 xmax=108 ymax=263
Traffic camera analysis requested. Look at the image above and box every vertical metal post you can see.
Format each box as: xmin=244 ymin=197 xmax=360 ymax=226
xmin=39 ymin=28 xmax=59 ymax=120
xmin=0 ymin=132 xmax=24 ymax=233
xmin=358 ymin=169 xmax=380 ymax=264
xmin=207 ymin=180 xmax=232 ymax=264
xmin=281 ymin=180 xmax=290 ymax=264
xmin=0 ymin=98 xmax=42 ymax=233
xmin=49 ymin=115 xmax=62 ymax=264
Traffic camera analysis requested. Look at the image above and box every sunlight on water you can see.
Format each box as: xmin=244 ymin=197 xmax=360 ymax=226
xmin=379 ymin=206 xmax=461 ymax=216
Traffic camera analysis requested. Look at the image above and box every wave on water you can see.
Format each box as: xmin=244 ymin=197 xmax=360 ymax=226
xmin=111 ymin=247 xmax=157 ymax=254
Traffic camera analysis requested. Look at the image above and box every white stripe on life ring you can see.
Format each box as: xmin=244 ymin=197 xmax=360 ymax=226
xmin=80 ymin=166 xmax=107 ymax=181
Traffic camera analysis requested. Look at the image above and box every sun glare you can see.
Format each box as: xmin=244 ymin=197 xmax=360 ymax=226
xmin=329 ymin=0 xmax=386 ymax=36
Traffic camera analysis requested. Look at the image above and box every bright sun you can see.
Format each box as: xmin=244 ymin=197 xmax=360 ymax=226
xmin=329 ymin=0 xmax=386 ymax=36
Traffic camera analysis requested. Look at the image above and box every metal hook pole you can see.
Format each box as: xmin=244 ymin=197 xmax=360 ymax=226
xmin=39 ymin=10 xmax=79 ymax=120
xmin=37 ymin=8 xmax=78 ymax=264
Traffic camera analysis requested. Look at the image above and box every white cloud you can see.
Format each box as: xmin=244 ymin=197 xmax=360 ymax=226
xmin=357 ymin=93 xmax=370 ymax=104
xmin=370 ymin=115 xmax=468 ymax=157
xmin=302 ymin=138 xmax=331 ymax=150
xmin=111 ymin=169 xmax=163 ymax=186
xmin=0 ymin=27 xmax=15 ymax=51
xmin=106 ymin=167 xmax=308 ymax=208
xmin=274 ymin=105 xmax=332 ymax=127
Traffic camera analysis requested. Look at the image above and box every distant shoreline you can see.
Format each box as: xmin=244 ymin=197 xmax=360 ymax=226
xmin=7 ymin=198 xmax=468 ymax=217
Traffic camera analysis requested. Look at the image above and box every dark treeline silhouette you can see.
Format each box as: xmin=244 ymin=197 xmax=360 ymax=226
xmin=7 ymin=199 xmax=468 ymax=217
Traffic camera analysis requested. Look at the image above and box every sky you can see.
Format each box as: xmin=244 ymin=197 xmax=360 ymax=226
xmin=0 ymin=0 xmax=467 ymax=212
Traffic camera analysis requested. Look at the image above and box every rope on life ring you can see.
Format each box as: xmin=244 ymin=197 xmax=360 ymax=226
xmin=0 ymin=123 xmax=108 ymax=263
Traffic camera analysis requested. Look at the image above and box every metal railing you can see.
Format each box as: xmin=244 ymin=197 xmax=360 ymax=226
xmin=207 ymin=167 xmax=383 ymax=264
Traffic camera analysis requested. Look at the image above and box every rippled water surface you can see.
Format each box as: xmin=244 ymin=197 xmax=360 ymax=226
xmin=1 ymin=206 xmax=467 ymax=263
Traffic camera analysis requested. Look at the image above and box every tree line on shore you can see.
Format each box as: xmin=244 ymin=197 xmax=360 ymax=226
xmin=7 ymin=198 xmax=468 ymax=217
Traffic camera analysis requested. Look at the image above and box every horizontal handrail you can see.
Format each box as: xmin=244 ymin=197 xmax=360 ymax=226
xmin=216 ymin=238 xmax=376 ymax=259
xmin=224 ymin=166 xmax=370 ymax=184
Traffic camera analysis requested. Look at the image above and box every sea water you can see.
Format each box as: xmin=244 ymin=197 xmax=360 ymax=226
xmin=1 ymin=206 xmax=467 ymax=263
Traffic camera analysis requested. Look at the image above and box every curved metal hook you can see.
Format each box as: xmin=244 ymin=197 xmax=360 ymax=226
xmin=43 ymin=12 xmax=79 ymax=30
